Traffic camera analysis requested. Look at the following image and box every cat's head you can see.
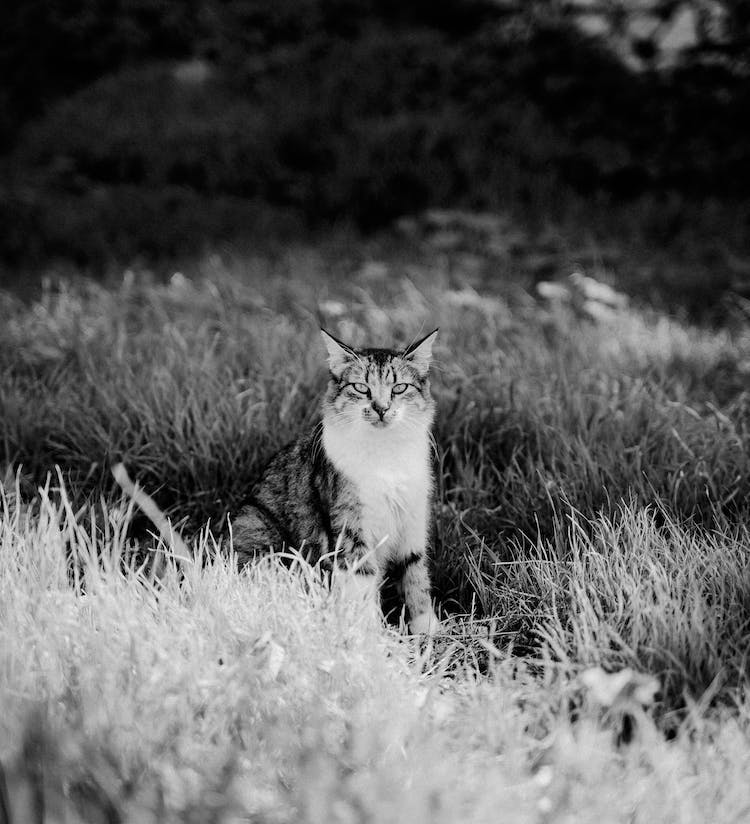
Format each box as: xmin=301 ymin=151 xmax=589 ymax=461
xmin=321 ymin=329 xmax=437 ymax=433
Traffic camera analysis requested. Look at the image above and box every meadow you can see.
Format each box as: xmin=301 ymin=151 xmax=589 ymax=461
xmin=2 ymin=221 xmax=750 ymax=822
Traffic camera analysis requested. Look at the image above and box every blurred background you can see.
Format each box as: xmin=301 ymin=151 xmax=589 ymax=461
xmin=1 ymin=0 xmax=749 ymax=315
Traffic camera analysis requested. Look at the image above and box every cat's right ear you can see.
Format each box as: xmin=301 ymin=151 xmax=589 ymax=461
xmin=320 ymin=329 xmax=357 ymax=377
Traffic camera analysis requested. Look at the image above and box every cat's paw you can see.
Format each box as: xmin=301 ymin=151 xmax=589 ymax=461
xmin=409 ymin=609 xmax=441 ymax=636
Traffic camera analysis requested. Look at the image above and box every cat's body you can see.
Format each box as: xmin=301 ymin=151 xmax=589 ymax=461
xmin=232 ymin=329 xmax=440 ymax=634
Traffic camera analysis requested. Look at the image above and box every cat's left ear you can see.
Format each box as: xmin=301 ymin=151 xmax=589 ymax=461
xmin=403 ymin=328 xmax=438 ymax=376
xmin=320 ymin=328 xmax=358 ymax=377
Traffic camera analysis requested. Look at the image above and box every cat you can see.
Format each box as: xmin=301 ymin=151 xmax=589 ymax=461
xmin=232 ymin=328 xmax=441 ymax=635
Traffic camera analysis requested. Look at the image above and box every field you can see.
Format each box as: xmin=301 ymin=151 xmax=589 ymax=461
xmin=2 ymin=222 xmax=750 ymax=822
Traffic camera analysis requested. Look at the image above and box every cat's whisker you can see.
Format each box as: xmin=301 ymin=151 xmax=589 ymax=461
xmin=308 ymin=420 xmax=326 ymax=465
xmin=396 ymin=420 xmax=440 ymax=462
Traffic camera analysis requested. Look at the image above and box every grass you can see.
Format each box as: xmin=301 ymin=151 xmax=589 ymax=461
xmin=2 ymin=237 xmax=750 ymax=820
xmin=3 ymin=479 xmax=750 ymax=823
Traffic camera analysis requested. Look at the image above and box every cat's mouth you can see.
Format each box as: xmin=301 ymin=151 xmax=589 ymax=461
xmin=370 ymin=418 xmax=389 ymax=428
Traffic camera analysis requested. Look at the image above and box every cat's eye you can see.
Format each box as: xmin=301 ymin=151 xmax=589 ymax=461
xmin=392 ymin=383 xmax=409 ymax=395
xmin=351 ymin=383 xmax=370 ymax=395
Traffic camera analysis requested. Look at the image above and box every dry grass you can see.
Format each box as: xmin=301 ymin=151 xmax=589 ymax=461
xmin=2 ymin=479 xmax=750 ymax=823
xmin=2 ymin=244 xmax=750 ymax=820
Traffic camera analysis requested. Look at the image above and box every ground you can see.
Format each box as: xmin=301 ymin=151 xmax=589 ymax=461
xmin=1 ymin=219 xmax=750 ymax=822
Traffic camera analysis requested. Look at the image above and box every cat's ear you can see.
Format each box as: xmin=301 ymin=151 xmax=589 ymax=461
xmin=320 ymin=328 xmax=358 ymax=377
xmin=403 ymin=328 xmax=438 ymax=376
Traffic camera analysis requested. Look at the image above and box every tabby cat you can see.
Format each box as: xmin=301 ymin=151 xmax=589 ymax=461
xmin=232 ymin=328 xmax=440 ymax=635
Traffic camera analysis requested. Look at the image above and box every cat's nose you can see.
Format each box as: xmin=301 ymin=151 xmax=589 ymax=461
xmin=371 ymin=401 xmax=389 ymax=419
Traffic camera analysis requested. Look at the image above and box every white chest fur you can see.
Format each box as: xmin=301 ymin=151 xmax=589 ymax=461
xmin=322 ymin=421 xmax=432 ymax=561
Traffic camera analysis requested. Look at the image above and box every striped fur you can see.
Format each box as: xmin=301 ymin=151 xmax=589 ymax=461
xmin=232 ymin=329 xmax=440 ymax=634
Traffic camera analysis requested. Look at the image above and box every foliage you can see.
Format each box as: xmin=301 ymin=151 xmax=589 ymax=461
xmin=2 ymin=247 xmax=750 ymax=642
xmin=2 ymin=1 xmax=749 ymax=266
xmin=3 ymin=250 xmax=750 ymax=820
xmin=4 ymin=487 xmax=750 ymax=822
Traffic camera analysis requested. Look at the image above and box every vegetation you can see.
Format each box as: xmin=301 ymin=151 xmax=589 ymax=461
xmin=2 ymin=0 xmax=749 ymax=272
xmin=2 ymin=1 xmax=750 ymax=818
xmin=3 ymin=488 xmax=750 ymax=823
xmin=2 ymin=234 xmax=750 ymax=819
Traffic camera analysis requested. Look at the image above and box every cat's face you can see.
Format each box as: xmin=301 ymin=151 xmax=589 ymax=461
xmin=321 ymin=329 xmax=437 ymax=433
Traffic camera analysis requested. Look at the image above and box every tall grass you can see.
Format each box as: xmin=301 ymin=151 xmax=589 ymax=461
xmin=3 ymin=253 xmax=750 ymax=592
xmin=2 ymin=475 xmax=750 ymax=822
xmin=2 ymin=248 xmax=750 ymax=818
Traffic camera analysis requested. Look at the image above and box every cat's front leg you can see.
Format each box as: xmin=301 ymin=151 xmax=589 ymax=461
xmin=327 ymin=482 xmax=377 ymax=575
xmin=327 ymin=489 xmax=382 ymax=624
xmin=400 ymin=551 xmax=440 ymax=635
xmin=395 ymin=513 xmax=440 ymax=635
